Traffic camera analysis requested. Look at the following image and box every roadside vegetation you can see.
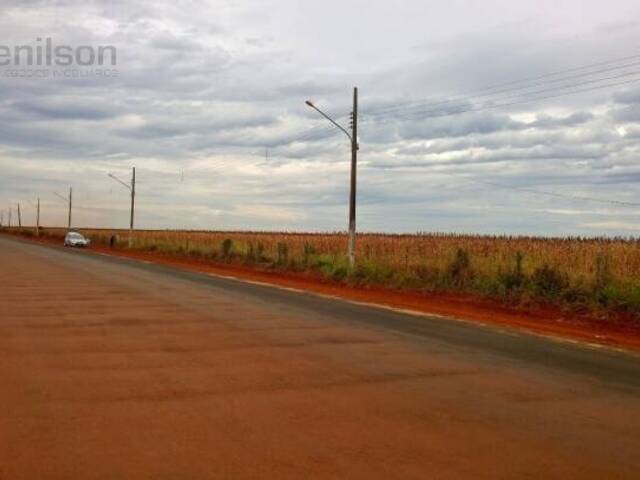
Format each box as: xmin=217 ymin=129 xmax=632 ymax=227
xmin=4 ymin=226 xmax=640 ymax=318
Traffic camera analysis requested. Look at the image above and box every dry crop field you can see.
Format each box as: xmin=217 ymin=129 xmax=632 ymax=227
xmin=7 ymin=227 xmax=640 ymax=315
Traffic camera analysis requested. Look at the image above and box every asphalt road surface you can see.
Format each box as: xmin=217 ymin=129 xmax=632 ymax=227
xmin=1 ymin=235 xmax=639 ymax=479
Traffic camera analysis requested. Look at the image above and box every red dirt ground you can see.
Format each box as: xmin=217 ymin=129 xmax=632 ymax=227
xmin=10 ymin=232 xmax=640 ymax=352
xmin=3 ymin=236 xmax=640 ymax=479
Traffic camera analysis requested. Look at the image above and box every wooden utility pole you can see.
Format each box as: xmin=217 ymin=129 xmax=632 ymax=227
xmin=67 ymin=187 xmax=72 ymax=229
xmin=17 ymin=203 xmax=22 ymax=228
xmin=347 ymin=87 xmax=359 ymax=267
xmin=8 ymin=208 xmax=11 ymax=228
xmin=129 ymin=167 xmax=135 ymax=248
xmin=36 ymin=197 xmax=40 ymax=236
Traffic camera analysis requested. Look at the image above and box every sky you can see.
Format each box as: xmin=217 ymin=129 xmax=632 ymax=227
xmin=1 ymin=0 xmax=640 ymax=236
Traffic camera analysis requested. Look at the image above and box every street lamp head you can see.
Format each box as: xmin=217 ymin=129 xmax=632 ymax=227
xmin=305 ymin=100 xmax=314 ymax=107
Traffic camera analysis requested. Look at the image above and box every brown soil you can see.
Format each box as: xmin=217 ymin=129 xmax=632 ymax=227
xmin=11 ymin=232 xmax=640 ymax=352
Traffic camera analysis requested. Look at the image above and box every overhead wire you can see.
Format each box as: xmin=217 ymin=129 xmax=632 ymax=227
xmin=359 ymin=76 xmax=640 ymax=128
xmin=361 ymin=53 xmax=640 ymax=118
xmin=461 ymin=177 xmax=640 ymax=208
xmin=369 ymin=163 xmax=640 ymax=208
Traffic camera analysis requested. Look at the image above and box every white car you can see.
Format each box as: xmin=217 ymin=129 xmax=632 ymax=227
xmin=64 ymin=231 xmax=91 ymax=248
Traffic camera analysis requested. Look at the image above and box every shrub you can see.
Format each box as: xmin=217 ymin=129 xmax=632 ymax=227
xmin=276 ymin=241 xmax=288 ymax=266
xmin=351 ymin=260 xmax=394 ymax=284
xmin=245 ymin=242 xmax=256 ymax=263
xmin=256 ymin=242 xmax=267 ymax=262
xmin=596 ymin=284 xmax=640 ymax=312
xmin=413 ymin=264 xmax=440 ymax=284
xmin=221 ymin=239 xmax=233 ymax=259
xmin=447 ymin=248 xmax=473 ymax=286
xmin=312 ymin=254 xmax=349 ymax=281
xmin=498 ymin=251 xmax=526 ymax=293
xmin=313 ymin=254 xmax=334 ymax=271
xmin=303 ymin=242 xmax=316 ymax=266
xmin=531 ymin=264 xmax=567 ymax=299
xmin=331 ymin=265 xmax=349 ymax=281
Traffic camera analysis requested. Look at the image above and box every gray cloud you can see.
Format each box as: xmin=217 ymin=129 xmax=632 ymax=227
xmin=12 ymin=98 xmax=122 ymax=120
xmin=1 ymin=0 xmax=640 ymax=235
xmin=613 ymin=86 xmax=640 ymax=105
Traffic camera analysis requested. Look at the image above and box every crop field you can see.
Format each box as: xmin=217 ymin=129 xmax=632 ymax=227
xmin=7 ymin=227 xmax=640 ymax=315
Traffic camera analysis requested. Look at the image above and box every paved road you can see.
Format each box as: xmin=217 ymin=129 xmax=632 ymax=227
xmin=1 ymin=236 xmax=639 ymax=479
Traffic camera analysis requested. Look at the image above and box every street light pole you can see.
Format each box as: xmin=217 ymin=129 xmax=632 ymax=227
xmin=348 ymin=87 xmax=358 ymax=267
xmin=130 ymin=167 xmax=135 ymax=246
xmin=305 ymin=87 xmax=359 ymax=267
xmin=36 ymin=197 xmax=40 ymax=236
xmin=68 ymin=187 xmax=72 ymax=229
xmin=54 ymin=188 xmax=72 ymax=229
xmin=108 ymin=167 xmax=136 ymax=248
xmin=27 ymin=198 xmax=41 ymax=235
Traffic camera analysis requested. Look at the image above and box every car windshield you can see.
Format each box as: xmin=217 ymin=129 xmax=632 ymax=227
xmin=68 ymin=233 xmax=84 ymax=239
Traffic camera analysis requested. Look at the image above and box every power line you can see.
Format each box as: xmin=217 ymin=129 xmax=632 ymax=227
xmin=264 ymin=124 xmax=343 ymax=157
xmin=360 ymin=76 xmax=640 ymax=128
xmin=264 ymin=74 xmax=639 ymax=158
xmin=271 ymin=53 xmax=640 ymax=149
xmin=362 ymin=53 xmax=640 ymax=119
xmin=465 ymin=177 xmax=640 ymax=208
xmin=363 ymin=68 xmax=640 ymax=123
xmin=388 ymin=167 xmax=640 ymax=208
xmin=281 ymin=124 xmax=343 ymax=144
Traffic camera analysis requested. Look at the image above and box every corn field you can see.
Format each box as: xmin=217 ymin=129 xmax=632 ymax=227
xmin=9 ymin=227 xmax=640 ymax=314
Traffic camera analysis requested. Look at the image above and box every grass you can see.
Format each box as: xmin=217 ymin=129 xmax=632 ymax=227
xmin=6 ymin=226 xmax=640 ymax=316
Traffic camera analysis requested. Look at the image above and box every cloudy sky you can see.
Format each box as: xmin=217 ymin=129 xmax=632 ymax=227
xmin=1 ymin=0 xmax=640 ymax=235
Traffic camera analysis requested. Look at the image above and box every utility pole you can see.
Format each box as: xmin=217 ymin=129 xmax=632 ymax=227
xmin=8 ymin=207 xmax=11 ymax=228
xmin=17 ymin=203 xmax=22 ymax=228
xmin=36 ymin=197 xmax=40 ymax=236
xmin=108 ymin=167 xmax=136 ymax=247
xmin=348 ymin=87 xmax=358 ymax=267
xmin=305 ymin=87 xmax=359 ymax=267
xmin=54 ymin=188 xmax=72 ymax=229
xmin=68 ymin=187 xmax=72 ymax=229
xmin=130 ymin=167 xmax=135 ymax=247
